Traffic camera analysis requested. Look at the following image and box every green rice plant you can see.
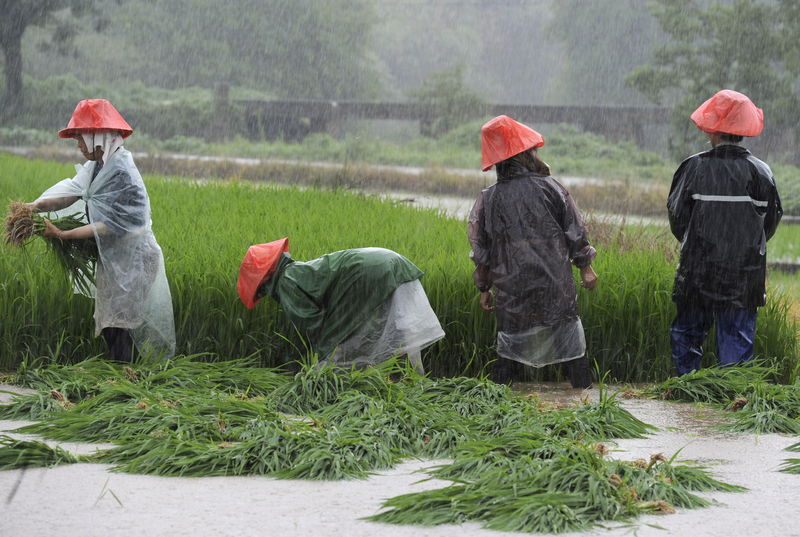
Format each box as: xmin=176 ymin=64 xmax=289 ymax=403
xmin=723 ymin=383 xmax=800 ymax=434
xmin=1 ymin=153 xmax=796 ymax=381
xmin=368 ymin=445 xmax=743 ymax=534
xmin=780 ymin=441 xmax=800 ymax=474
xmin=779 ymin=459 xmax=800 ymax=474
xmin=5 ymin=202 xmax=98 ymax=296
xmin=646 ymin=364 xmax=775 ymax=404
xmin=0 ymin=434 xmax=83 ymax=469
xmin=545 ymin=383 xmax=656 ymax=440
xmin=0 ymin=389 xmax=72 ymax=420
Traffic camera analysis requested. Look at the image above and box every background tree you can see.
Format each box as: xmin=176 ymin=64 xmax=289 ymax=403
xmin=407 ymin=64 xmax=487 ymax=138
xmin=23 ymin=0 xmax=382 ymax=100
xmin=627 ymin=0 xmax=798 ymax=158
xmin=546 ymin=0 xmax=660 ymax=106
xmin=0 ymin=0 xmax=96 ymax=114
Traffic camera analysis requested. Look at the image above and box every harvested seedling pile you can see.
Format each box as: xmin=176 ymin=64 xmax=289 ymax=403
xmin=5 ymin=201 xmax=98 ymax=294
xmin=647 ymin=364 xmax=800 ymax=473
xmin=0 ymin=357 xmax=746 ymax=533
xmin=0 ymin=434 xmax=84 ymax=470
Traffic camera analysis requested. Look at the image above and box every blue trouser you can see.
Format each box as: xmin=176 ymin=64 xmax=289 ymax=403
xmin=670 ymin=305 xmax=757 ymax=376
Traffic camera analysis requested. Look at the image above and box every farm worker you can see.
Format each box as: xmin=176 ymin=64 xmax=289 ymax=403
xmin=667 ymin=90 xmax=782 ymax=375
xmin=24 ymin=99 xmax=175 ymax=361
xmin=469 ymin=115 xmax=598 ymax=388
xmin=237 ymin=239 xmax=445 ymax=374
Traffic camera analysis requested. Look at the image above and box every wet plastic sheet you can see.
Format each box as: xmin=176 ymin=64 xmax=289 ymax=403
xmin=468 ymin=159 xmax=595 ymax=367
xmin=34 ymin=149 xmax=175 ymax=357
xmin=266 ymin=248 xmax=431 ymax=360
xmin=325 ymin=279 xmax=445 ymax=368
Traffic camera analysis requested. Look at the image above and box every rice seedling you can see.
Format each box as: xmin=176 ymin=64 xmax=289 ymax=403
xmin=780 ymin=442 xmax=800 ymax=474
xmin=0 ymin=434 xmax=83 ymax=470
xmin=646 ymin=364 xmax=775 ymax=404
xmin=0 ymin=357 xmax=749 ymax=530
xmin=368 ymin=445 xmax=743 ymax=534
xmin=5 ymin=201 xmax=98 ymax=296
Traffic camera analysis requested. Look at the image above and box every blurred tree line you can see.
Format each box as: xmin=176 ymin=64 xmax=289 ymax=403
xmin=2 ymin=0 xmax=800 ymax=162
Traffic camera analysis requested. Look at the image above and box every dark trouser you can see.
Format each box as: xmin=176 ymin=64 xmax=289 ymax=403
xmin=670 ymin=304 xmax=757 ymax=376
xmin=492 ymin=356 xmax=593 ymax=389
xmin=101 ymin=327 xmax=140 ymax=363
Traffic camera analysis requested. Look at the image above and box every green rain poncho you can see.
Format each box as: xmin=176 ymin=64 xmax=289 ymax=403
xmin=258 ymin=247 xmax=424 ymax=360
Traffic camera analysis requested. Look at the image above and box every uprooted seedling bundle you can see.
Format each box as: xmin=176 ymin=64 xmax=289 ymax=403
xmin=4 ymin=201 xmax=98 ymax=295
xmin=647 ymin=364 xmax=800 ymax=474
xmin=0 ymin=357 xmax=744 ymax=533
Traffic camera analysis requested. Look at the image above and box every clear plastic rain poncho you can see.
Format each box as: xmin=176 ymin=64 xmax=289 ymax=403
xmin=258 ymin=248 xmax=444 ymax=368
xmin=468 ymin=159 xmax=596 ymax=368
xmin=35 ymin=146 xmax=175 ymax=357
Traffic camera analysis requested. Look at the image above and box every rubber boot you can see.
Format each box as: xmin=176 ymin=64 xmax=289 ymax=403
xmin=563 ymin=356 xmax=593 ymax=389
xmin=492 ymin=358 xmax=521 ymax=385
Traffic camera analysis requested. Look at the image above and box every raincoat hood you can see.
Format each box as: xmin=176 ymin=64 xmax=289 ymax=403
xmin=238 ymin=237 xmax=290 ymax=309
xmin=59 ymin=99 xmax=134 ymax=139
xmin=690 ymin=90 xmax=764 ymax=137
xmin=81 ymin=132 xmax=124 ymax=165
xmin=481 ymin=115 xmax=545 ymax=172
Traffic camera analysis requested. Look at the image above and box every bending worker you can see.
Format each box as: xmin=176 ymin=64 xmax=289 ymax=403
xmin=25 ymin=99 xmax=175 ymax=361
xmin=468 ymin=115 xmax=597 ymax=388
xmin=238 ymin=238 xmax=445 ymax=373
xmin=667 ymin=89 xmax=782 ymax=375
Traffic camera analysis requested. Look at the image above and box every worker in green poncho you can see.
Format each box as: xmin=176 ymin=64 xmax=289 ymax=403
xmin=237 ymin=238 xmax=445 ymax=373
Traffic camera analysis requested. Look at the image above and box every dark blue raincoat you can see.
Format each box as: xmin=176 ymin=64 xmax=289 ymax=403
xmin=667 ymin=144 xmax=782 ymax=309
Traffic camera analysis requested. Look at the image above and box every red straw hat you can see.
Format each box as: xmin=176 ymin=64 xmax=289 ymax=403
xmin=58 ymin=99 xmax=134 ymax=139
xmin=690 ymin=90 xmax=764 ymax=137
xmin=237 ymin=238 xmax=290 ymax=310
xmin=481 ymin=115 xmax=545 ymax=171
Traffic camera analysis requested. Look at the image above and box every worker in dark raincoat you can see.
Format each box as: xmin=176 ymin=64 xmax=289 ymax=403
xmin=237 ymin=238 xmax=445 ymax=374
xmin=468 ymin=115 xmax=598 ymax=388
xmin=667 ymin=90 xmax=782 ymax=375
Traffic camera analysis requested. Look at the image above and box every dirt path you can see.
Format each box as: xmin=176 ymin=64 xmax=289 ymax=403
xmin=2 ymin=383 xmax=800 ymax=537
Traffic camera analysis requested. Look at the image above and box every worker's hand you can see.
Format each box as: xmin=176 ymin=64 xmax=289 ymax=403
xmin=479 ymin=290 xmax=495 ymax=313
xmin=25 ymin=202 xmax=40 ymax=211
xmin=42 ymin=219 xmax=63 ymax=239
xmin=580 ymin=266 xmax=598 ymax=290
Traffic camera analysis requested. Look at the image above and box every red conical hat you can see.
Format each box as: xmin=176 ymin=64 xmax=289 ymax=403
xmin=690 ymin=90 xmax=764 ymax=137
xmin=237 ymin=238 xmax=290 ymax=310
xmin=481 ymin=115 xmax=545 ymax=171
xmin=58 ymin=99 xmax=134 ymax=139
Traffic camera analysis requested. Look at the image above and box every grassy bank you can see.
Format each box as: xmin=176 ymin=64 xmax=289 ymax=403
xmin=1 ymin=154 xmax=797 ymax=381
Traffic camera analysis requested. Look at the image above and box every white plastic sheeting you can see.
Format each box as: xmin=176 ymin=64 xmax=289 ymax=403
xmin=324 ymin=280 xmax=445 ymax=370
xmin=496 ymin=318 xmax=586 ymax=368
xmin=35 ymin=148 xmax=175 ymax=357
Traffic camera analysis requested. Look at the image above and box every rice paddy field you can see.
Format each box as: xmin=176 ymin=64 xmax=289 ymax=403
xmin=0 ymin=153 xmax=797 ymax=382
xmin=2 ymin=151 xmax=800 ymax=536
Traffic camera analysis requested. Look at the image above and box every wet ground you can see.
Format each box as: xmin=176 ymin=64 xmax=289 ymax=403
xmin=2 ymin=382 xmax=800 ymax=537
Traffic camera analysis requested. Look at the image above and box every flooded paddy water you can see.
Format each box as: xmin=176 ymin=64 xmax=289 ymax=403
xmin=2 ymin=382 xmax=800 ymax=537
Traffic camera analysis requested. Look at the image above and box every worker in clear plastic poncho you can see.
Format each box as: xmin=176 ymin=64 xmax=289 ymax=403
xmin=237 ymin=238 xmax=445 ymax=374
xmin=667 ymin=90 xmax=782 ymax=375
xmin=468 ymin=115 xmax=598 ymax=388
xmin=25 ymin=99 xmax=175 ymax=361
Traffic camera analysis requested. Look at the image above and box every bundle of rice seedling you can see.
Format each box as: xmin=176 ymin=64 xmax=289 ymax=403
xmin=5 ymin=201 xmax=98 ymax=295
xmin=0 ymin=434 xmax=82 ymax=470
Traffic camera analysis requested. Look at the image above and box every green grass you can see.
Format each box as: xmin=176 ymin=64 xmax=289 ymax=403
xmin=769 ymin=223 xmax=800 ymax=262
xmin=1 ymin=153 xmax=797 ymax=382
